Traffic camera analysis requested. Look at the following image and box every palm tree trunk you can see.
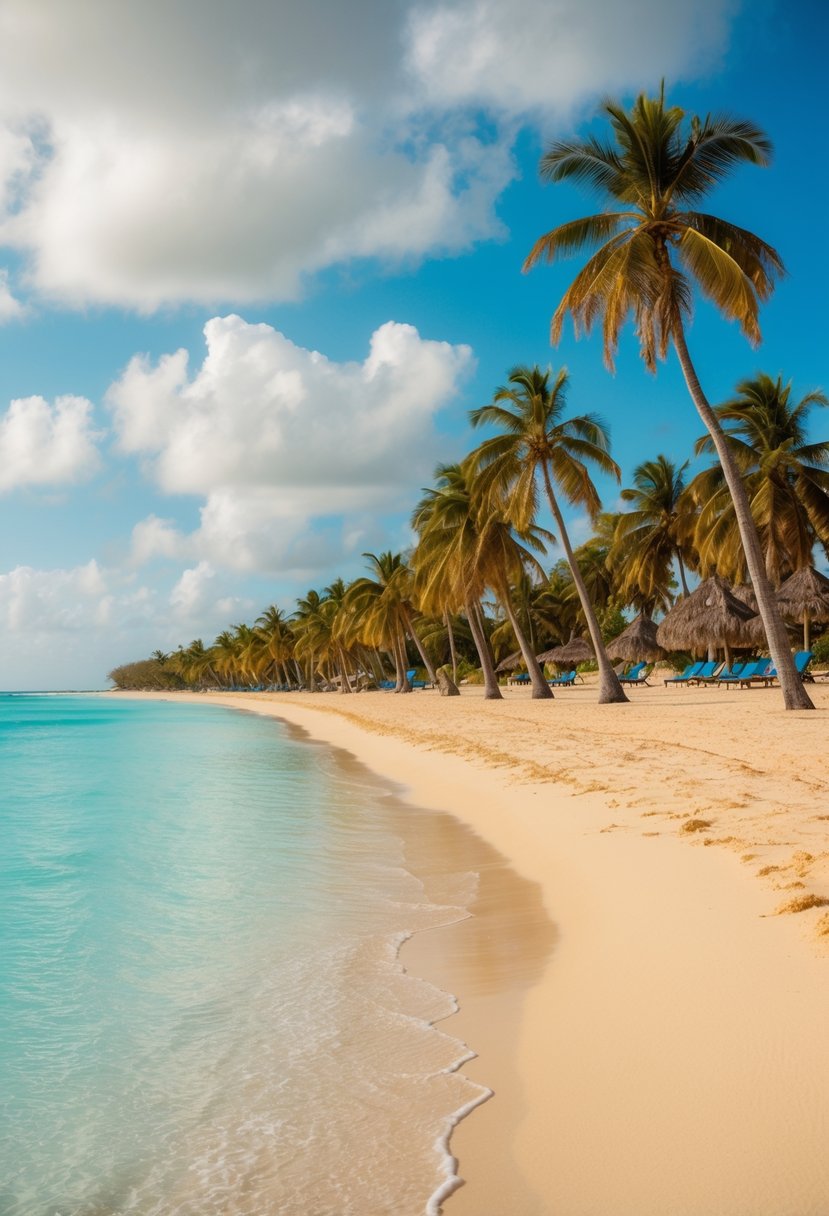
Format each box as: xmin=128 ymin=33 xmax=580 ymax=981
xmin=672 ymin=322 xmax=813 ymax=710
xmin=394 ymin=631 xmax=411 ymax=693
xmin=501 ymin=594 xmax=553 ymax=698
xmin=445 ymin=610 xmax=458 ymax=685
xmin=541 ymin=465 xmax=628 ymax=703
xmin=400 ymin=605 xmax=438 ymax=684
xmin=676 ymin=551 xmax=690 ymax=597
xmin=466 ymin=599 xmax=502 ymax=699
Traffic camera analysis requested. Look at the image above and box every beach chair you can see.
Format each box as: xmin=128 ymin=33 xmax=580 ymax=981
xmin=619 ymin=662 xmax=650 ymax=686
xmin=548 ymin=669 xmax=577 ymax=687
xmin=727 ymin=657 xmax=773 ymax=688
xmin=686 ymin=660 xmax=721 ymax=685
xmin=663 ymin=661 xmax=704 ymax=687
xmin=510 ymin=672 xmax=531 ymax=685
xmin=752 ymin=650 xmax=814 ymax=688
xmin=698 ymin=660 xmax=749 ymax=688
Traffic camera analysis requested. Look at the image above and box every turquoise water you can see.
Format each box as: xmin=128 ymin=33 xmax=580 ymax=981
xmin=0 ymin=695 xmax=484 ymax=1215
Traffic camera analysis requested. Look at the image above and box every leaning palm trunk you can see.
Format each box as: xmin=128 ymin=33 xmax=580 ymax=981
xmin=466 ymin=599 xmax=502 ymax=699
xmin=673 ymin=324 xmax=814 ymax=710
xmin=401 ymin=605 xmax=438 ymax=684
xmin=541 ymin=465 xmax=628 ymax=704
xmin=445 ymin=611 xmax=458 ymax=685
xmin=394 ymin=631 xmax=412 ymax=693
xmin=501 ymin=595 xmax=552 ymax=699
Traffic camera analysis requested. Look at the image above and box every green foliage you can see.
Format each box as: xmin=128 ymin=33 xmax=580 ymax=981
xmin=108 ymin=658 xmax=185 ymax=690
xmin=599 ymin=603 xmax=628 ymax=642
xmin=812 ymin=632 xmax=829 ymax=667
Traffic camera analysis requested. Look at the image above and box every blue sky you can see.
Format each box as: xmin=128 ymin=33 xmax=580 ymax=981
xmin=0 ymin=0 xmax=825 ymax=689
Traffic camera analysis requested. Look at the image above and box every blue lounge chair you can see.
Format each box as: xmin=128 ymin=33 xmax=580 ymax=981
xmin=549 ymin=669 xmax=577 ymax=687
xmin=749 ymin=650 xmax=814 ymax=687
xmin=687 ymin=660 xmax=721 ymax=685
xmin=699 ymin=660 xmax=749 ymax=687
xmin=619 ymin=661 xmax=650 ymax=686
xmin=729 ymin=657 xmax=773 ymax=688
xmin=663 ymin=661 xmax=704 ymax=687
xmin=510 ymin=672 xmax=531 ymax=685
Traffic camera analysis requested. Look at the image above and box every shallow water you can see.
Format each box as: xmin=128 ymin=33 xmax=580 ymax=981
xmin=0 ymin=695 xmax=487 ymax=1215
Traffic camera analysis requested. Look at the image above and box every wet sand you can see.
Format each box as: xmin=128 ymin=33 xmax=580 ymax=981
xmin=123 ymin=683 xmax=829 ymax=1215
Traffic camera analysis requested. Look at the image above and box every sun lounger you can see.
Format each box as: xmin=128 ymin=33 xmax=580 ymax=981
xmin=619 ymin=661 xmax=650 ymax=686
xmin=727 ymin=657 xmax=773 ymax=688
xmin=687 ymin=660 xmax=721 ymax=685
xmin=750 ymin=650 xmax=815 ymax=687
xmin=663 ymin=661 xmax=705 ymax=686
xmin=548 ymin=669 xmax=577 ymax=687
xmin=699 ymin=660 xmax=749 ymax=687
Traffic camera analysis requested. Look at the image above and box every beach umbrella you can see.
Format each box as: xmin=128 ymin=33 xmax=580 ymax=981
xmin=495 ymin=650 xmax=524 ymax=673
xmin=655 ymin=575 xmax=755 ymax=659
xmin=536 ymin=636 xmax=593 ymax=667
xmin=731 ymin=583 xmax=758 ymax=613
xmin=606 ymin=614 xmax=666 ymax=663
xmin=775 ymin=566 xmax=829 ymax=649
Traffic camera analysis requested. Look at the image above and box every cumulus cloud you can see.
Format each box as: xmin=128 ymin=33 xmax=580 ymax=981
xmin=406 ymin=0 xmax=738 ymax=115
xmin=0 ymin=0 xmax=739 ymax=310
xmin=0 ymin=559 xmax=108 ymax=633
xmin=109 ymin=315 xmax=472 ymax=571
xmin=0 ymin=392 xmax=101 ymax=492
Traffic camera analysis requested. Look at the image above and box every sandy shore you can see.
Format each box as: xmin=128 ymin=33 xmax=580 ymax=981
xmin=121 ymin=682 xmax=829 ymax=1215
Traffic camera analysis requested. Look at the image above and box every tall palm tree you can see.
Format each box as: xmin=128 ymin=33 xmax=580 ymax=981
xmin=470 ymin=364 xmax=627 ymax=703
xmin=523 ymin=85 xmax=814 ymax=709
xmin=344 ymin=552 xmax=413 ymax=692
xmin=611 ymin=455 xmax=696 ymax=608
xmin=412 ymin=462 xmax=506 ymax=699
xmin=687 ymin=374 xmax=829 ymax=585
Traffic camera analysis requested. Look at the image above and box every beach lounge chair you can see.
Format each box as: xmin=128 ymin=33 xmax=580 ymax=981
xmin=727 ymin=657 xmax=773 ymax=688
xmin=698 ymin=660 xmax=749 ymax=687
xmin=686 ymin=660 xmax=721 ymax=685
xmin=619 ymin=662 xmax=650 ymax=686
xmin=548 ymin=669 xmax=577 ymax=687
xmin=753 ymin=651 xmax=816 ymax=690
xmin=509 ymin=672 xmax=531 ymax=685
xmin=663 ymin=661 xmax=705 ymax=686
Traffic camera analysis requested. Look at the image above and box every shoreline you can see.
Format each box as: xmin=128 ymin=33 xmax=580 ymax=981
xmin=115 ymin=685 xmax=829 ymax=1215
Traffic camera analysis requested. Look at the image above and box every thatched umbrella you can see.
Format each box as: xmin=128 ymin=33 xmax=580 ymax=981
xmin=731 ymin=583 xmax=758 ymax=613
xmin=776 ymin=566 xmax=829 ymax=649
xmin=495 ymin=650 xmax=524 ymax=674
xmin=606 ymin=614 xmax=666 ymax=663
xmin=537 ymin=637 xmax=594 ymax=668
xmin=656 ymin=575 xmax=755 ymax=661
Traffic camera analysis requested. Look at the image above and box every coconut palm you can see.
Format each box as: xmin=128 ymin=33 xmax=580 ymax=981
xmin=523 ymin=85 xmax=813 ymax=709
xmin=344 ymin=552 xmax=414 ymax=692
xmin=470 ymin=364 xmax=627 ymax=703
xmin=412 ymin=462 xmax=509 ymax=699
xmin=611 ymin=455 xmax=696 ymax=608
xmin=687 ymin=374 xmax=829 ymax=584
xmin=253 ymin=605 xmax=296 ymax=687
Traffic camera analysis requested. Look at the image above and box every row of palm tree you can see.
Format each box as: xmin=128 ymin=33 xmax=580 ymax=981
xmin=113 ymin=86 xmax=828 ymax=709
xmin=114 ymin=361 xmax=828 ymax=701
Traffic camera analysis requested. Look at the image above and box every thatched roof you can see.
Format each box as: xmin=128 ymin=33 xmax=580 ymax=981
xmin=776 ymin=567 xmax=829 ymax=623
xmin=495 ymin=650 xmax=524 ymax=673
xmin=656 ymin=575 xmax=755 ymax=651
xmin=606 ymin=614 xmax=666 ymax=663
xmin=732 ymin=583 xmax=758 ymax=613
xmin=537 ymin=637 xmax=593 ymax=666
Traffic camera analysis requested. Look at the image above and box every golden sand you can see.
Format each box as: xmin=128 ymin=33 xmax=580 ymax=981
xmin=123 ymin=682 xmax=829 ymax=1215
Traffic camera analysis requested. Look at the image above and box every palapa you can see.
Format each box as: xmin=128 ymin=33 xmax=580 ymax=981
xmin=536 ymin=636 xmax=593 ymax=667
xmin=776 ymin=567 xmax=829 ymax=649
xmin=655 ymin=575 xmax=755 ymax=656
xmin=495 ymin=650 xmax=524 ymax=673
xmin=606 ymin=614 xmax=666 ymax=663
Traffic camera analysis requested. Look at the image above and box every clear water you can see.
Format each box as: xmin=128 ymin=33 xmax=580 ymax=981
xmin=0 ymin=695 xmax=485 ymax=1215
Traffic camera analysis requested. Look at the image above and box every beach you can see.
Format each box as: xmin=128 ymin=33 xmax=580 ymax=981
xmin=125 ymin=683 xmax=829 ymax=1215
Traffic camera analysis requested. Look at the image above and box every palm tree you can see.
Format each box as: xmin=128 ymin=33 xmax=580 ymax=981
xmin=253 ymin=605 xmax=296 ymax=687
xmin=687 ymin=374 xmax=829 ymax=585
xmin=523 ymin=85 xmax=814 ymax=709
xmin=470 ymin=364 xmax=627 ymax=703
xmin=411 ymin=462 xmax=505 ymax=699
xmin=611 ymin=455 xmax=697 ymax=608
xmin=344 ymin=552 xmax=414 ymax=692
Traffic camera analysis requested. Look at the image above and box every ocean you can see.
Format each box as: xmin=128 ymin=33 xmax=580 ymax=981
xmin=0 ymin=694 xmax=488 ymax=1215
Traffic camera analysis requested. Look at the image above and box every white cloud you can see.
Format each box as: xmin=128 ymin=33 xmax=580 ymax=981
xmin=0 ymin=268 xmax=23 ymax=319
xmin=0 ymin=392 xmax=101 ymax=492
xmin=0 ymin=0 xmax=738 ymax=310
xmin=109 ymin=314 xmax=472 ymax=571
xmin=0 ymin=560 xmax=108 ymax=633
xmin=406 ymin=0 xmax=738 ymax=116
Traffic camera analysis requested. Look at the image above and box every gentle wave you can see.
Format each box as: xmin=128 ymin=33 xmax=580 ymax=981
xmin=0 ymin=694 xmax=485 ymax=1215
